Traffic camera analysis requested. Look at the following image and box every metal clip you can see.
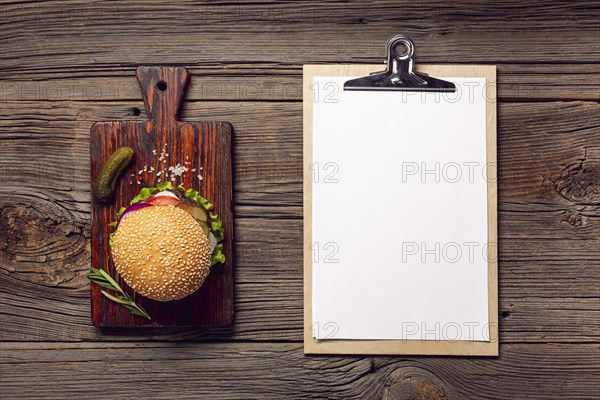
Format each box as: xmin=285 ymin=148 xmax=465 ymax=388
xmin=344 ymin=35 xmax=456 ymax=92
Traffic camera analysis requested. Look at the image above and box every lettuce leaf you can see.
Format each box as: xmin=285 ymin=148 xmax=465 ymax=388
xmin=211 ymin=243 xmax=225 ymax=265
xmin=130 ymin=187 xmax=158 ymax=205
xmin=178 ymin=186 xmax=225 ymax=266
xmin=210 ymin=213 xmax=225 ymax=242
xmin=115 ymin=207 xmax=126 ymax=219
xmin=182 ymin=186 xmax=214 ymax=211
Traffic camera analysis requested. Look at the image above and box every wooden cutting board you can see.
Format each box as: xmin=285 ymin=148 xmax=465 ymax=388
xmin=90 ymin=66 xmax=234 ymax=327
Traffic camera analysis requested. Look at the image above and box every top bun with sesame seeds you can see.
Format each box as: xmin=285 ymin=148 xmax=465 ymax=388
xmin=111 ymin=205 xmax=212 ymax=302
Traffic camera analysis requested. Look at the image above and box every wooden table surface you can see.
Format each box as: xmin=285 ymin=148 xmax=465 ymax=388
xmin=1 ymin=1 xmax=599 ymax=399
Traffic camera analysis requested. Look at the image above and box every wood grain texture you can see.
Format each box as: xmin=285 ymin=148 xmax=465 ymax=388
xmin=1 ymin=342 xmax=599 ymax=399
xmin=1 ymin=101 xmax=598 ymax=342
xmin=2 ymin=64 xmax=599 ymax=101
xmin=90 ymin=66 xmax=234 ymax=327
xmin=1 ymin=100 xmax=596 ymax=207
xmin=1 ymin=0 xmax=599 ymax=70
xmin=1 ymin=0 xmax=599 ymax=397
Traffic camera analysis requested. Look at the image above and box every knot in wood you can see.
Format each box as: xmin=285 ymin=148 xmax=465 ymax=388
xmin=555 ymin=159 xmax=600 ymax=204
xmin=0 ymin=198 xmax=87 ymax=286
xmin=381 ymin=367 xmax=451 ymax=400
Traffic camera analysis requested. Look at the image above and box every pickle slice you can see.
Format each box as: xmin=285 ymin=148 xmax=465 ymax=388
xmin=176 ymin=202 xmax=209 ymax=223
xmin=196 ymin=221 xmax=210 ymax=237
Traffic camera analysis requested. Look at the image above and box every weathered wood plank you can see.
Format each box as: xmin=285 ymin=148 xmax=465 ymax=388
xmin=1 ymin=100 xmax=598 ymax=207
xmin=2 ymin=64 xmax=599 ymax=101
xmin=1 ymin=216 xmax=598 ymax=342
xmin=1 ymin=342 xmax=598 ymax=399
xmin=0 ymin=204 xmax=600 ymax=342
xmin=1 ymin=100 xmax=598 ymax=342
xmin=2 ymin=0 xmax=598 ymax=30
xmin=1 ymin=0 xmax=599 ymax=74
xmin=1 ymin=274 xmax=598 ymax=343
xmin=1 ymin=27 xmax=597 ymax=68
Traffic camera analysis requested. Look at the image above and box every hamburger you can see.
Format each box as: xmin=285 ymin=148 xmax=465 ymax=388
xmin=109 ymin=182 xmax=225 ymax=301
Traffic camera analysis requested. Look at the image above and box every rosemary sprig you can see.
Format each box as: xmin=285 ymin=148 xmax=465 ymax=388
xmin=85 ymin=265 xmax=151 ymax=320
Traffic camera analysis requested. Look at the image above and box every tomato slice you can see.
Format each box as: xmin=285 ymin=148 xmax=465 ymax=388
xmin=144 ymin=195 xmax=181 ymax=206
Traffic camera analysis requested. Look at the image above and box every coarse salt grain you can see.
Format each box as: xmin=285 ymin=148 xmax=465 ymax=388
xmin=168 ymin=163 xmax=188 ymax=177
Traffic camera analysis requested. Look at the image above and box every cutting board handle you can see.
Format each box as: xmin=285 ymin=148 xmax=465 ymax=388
xmin=136 ymin=66 xmax=190 ymax=126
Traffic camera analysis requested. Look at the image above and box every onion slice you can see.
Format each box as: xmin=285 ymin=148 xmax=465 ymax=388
xmin=117 ymin=203 xmax=153 ymax=227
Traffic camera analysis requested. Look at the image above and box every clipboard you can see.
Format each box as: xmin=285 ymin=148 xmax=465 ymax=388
xmin=303 ymin=35 xmax=498 ymax=356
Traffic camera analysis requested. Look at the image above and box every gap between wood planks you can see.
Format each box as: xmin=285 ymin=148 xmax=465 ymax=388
xmin=0 ymin=345 xmax=597 ymax=399
xmin=1 ymin=64 xmax=599 ymax=102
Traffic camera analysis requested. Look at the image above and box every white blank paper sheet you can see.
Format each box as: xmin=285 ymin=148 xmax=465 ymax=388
xmin=311 ymin=76 xmax=490 ymax=342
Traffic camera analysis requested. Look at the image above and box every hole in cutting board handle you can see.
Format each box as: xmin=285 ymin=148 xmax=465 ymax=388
xmin=157 ymin=81 xmax=167 ymax=92
xmin=135 ymin=66 xmax=190 ymax=124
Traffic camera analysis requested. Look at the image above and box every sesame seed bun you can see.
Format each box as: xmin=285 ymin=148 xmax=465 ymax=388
xmin=111 ymin=205 xmax=211 ymax=302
